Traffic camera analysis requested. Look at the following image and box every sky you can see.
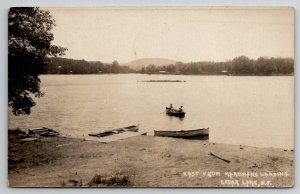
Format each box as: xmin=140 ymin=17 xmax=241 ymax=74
xmin=47 ymin=7 xmax=294 ymax=63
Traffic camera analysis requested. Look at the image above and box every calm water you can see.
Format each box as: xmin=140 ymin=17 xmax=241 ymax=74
xmin=9 ymin=74 xmax=294 ymax=149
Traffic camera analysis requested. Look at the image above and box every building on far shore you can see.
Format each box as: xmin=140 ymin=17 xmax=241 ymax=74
xmin=221 ymin=70 xmax=228 ymax=75
xmin=158 ymin=70 xmax=167 ymax=74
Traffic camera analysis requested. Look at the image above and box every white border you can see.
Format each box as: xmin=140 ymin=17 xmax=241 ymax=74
xmin=1 ymin=1 xmax=298 ymax=194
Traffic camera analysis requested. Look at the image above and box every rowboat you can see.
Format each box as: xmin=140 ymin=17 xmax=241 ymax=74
xmin=28 ymin=127 xmax=59 ymax=137
xmin=166 ymin=107 xmax=185 ymax=118
xmin=88 ymin=125 xmax=139 ymax=137
xmin=154 ymin=128 xmax=209 ymax=138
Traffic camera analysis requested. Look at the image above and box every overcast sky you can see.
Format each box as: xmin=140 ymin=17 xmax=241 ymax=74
xmin=47 ymin=7 xmax=294 ymax=63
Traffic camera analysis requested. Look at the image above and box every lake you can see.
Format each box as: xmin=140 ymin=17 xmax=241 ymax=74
xmin=8 ymin=74 xmax=294 ymax=149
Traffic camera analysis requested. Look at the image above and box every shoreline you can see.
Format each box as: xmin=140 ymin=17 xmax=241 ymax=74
xmin=8 ymin=130 xmax=294 ymax=187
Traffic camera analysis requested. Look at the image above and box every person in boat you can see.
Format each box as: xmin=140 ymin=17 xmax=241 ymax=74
xmin=178 ymin=105 xmax=183 ymax=112
xmin=169 ymin=104 xmax=173 ymax=109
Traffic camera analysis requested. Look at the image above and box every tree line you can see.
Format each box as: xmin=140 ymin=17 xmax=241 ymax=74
xmin=45 ymin=56 xmax=293 ymax=75
xmin=44 ymin=57 xmax=133 ymax=74
xmin=140 ymin=56 xmax=294 ymax=75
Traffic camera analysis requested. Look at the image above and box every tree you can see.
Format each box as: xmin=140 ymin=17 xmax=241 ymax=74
xmin=111 ymin=60 xmax=120 ymax=73
xmin=145 ymin=64 xmax=156 ymax=73
xmin=8 ymin=7 xmax=67 ymax=115
xmin=232 ymin=56 xmax=252 ymax=74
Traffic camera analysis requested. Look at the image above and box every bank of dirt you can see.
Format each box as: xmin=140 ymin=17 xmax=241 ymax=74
xmin=8 ymin=130 xmax=294 ymax=187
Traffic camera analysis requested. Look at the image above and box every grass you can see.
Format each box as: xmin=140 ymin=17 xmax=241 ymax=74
xmin=88 ymin=173 xmax=131 ymax=187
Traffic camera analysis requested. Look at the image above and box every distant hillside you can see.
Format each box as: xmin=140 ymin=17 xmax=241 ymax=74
xmin=123 ymin=58 xmax=178 ymax=70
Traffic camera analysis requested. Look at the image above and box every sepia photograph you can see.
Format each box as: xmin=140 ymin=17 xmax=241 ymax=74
xmin=8 ymin=7 xmax=294 ymax=187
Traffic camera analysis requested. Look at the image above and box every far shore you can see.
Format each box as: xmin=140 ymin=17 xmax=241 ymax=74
xmin=8 ymin=129 xmax=294 ymax=187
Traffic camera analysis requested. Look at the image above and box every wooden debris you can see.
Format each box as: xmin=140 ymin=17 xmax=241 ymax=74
xmin=67 ymin=179 xmax=83 ymax=186
xmin=56 ymin=143 xmax=73 ymax=147
xmin=19 ymin=137 xmax=40 ymax=142
xmin=210 ymin=152 xmax=231 ymax=163
xmin=69 ymin=179 xmax=79 ymax=184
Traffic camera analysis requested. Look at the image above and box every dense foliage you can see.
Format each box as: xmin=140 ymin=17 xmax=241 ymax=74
xmin=9 ymin=7 xmax=66 ymax=115
xmin=45 ymin=58 xmax=133 ymax=74
xmin=46 ymin=56 xmax=293 ymax=76
xmin=140 ymin=56 xmax=294 ymax=75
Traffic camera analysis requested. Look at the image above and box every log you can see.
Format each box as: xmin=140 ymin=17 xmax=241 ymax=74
xmin=210 ymin=152 xmax=231 ymax=163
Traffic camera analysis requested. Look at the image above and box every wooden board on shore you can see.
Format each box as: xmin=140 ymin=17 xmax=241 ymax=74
xmin=84 ymin=131 xmax=146 ymax=143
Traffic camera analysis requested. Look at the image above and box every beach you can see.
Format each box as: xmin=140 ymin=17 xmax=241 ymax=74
xmin=8 ymin=130 xmax=294 ymax=187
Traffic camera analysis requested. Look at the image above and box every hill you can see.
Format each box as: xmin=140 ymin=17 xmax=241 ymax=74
xmin=122 ymin=58 xmax=178 ymax=70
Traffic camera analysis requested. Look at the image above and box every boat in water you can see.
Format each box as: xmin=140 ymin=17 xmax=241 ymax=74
xmin=88 ymin=125 xmax=139 ymax=137
xmin=154 ymin=128 xmax=209 ymax=138
xmin=166 ymin=107 xmax=185 ymax=118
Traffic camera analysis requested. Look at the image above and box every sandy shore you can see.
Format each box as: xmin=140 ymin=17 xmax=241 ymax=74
xmin=8 ymin=131 xmax=294 ymax=187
